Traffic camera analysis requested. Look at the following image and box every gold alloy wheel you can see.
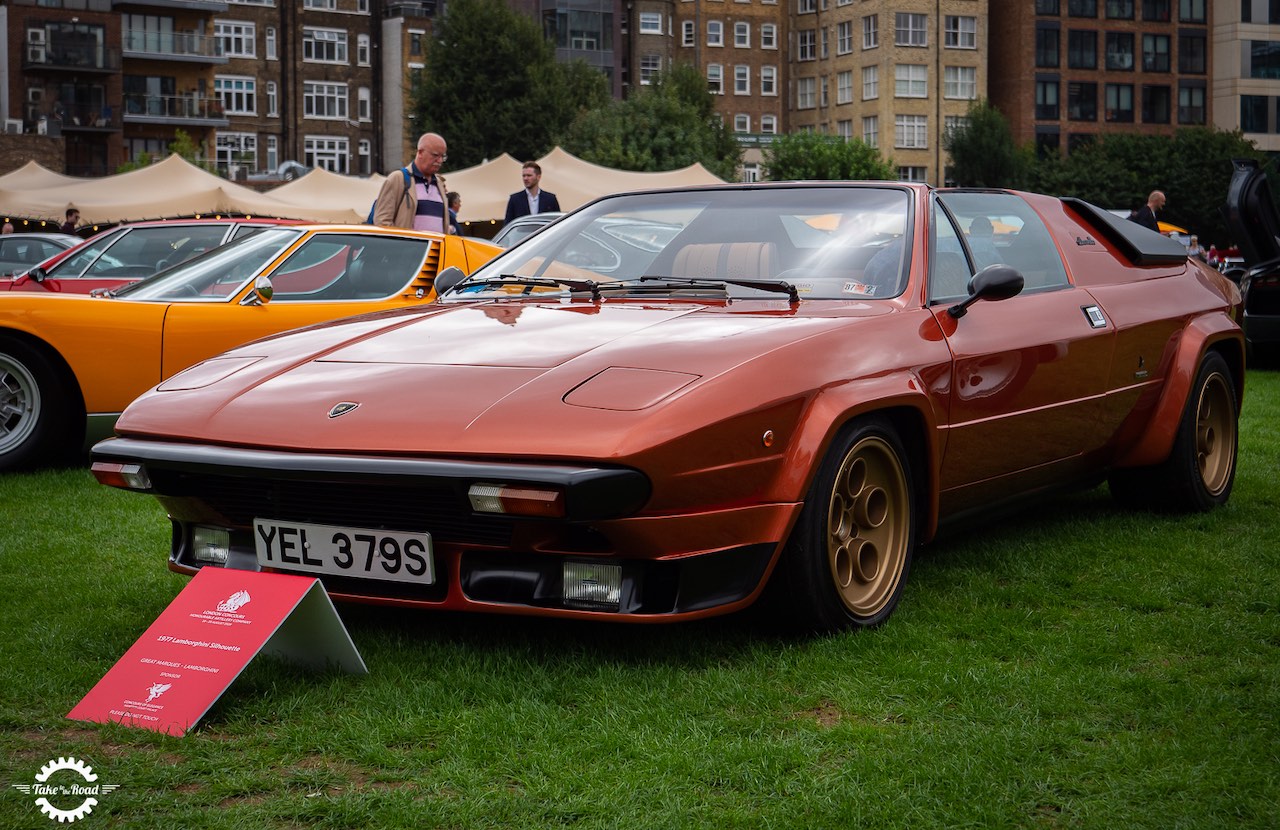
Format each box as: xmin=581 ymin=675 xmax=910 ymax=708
xmin=1195 ymin=369 xmax=1236 ymax=497
xmin=825 ymin=434 xmax=911 ymax=619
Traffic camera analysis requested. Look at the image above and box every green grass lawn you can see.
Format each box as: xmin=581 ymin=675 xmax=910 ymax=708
xmin=1 ymin=370 xmax=1276 ymax=829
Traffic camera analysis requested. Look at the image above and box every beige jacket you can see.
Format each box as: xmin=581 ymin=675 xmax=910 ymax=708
xmin=373 ymin=167 xmax=450 ymax=232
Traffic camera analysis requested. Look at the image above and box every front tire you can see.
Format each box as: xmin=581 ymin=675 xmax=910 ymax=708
xmin=1109 ymin=350 xmax=1238 ymax=512
xmin=773 ymin=416 xmax=916 ymax=632
xmin=0 ymin=340 xmax=70 ymax=472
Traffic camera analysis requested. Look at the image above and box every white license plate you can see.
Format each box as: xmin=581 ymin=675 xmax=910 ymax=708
xmin=253 ymin=519 xmax=434 ymax=585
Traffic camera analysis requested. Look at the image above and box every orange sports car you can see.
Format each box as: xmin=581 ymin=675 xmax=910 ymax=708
xmin=0 ymin=224 xmax=500 ymax=470
xmin=93 ymin=183 xmax=1244 ymax=631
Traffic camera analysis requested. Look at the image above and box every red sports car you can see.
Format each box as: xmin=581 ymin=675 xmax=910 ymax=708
xmin=93 ymin=183 xmax=1244 ymax=631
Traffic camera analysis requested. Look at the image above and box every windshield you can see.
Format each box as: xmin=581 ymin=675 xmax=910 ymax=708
xmin=114 ymin=228 xmax=305 ymax=301
xmin=445 ymin=187 xmax=912 ymax=301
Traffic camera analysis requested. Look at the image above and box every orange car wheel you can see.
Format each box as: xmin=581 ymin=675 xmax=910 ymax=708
xmin=773 ymin=416 xmax=916 ymax=632
xmin=0 ymin=339 xmax=70 ymax=472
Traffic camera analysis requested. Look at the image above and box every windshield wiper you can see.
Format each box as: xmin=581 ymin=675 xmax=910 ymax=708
xmin=453 ymin=274 xmax=601 ymax=300
xmin=631 ymin=276 xmax=799 ymax=304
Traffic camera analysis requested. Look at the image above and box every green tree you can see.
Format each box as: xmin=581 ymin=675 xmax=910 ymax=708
xmin=114 ymin=129 xmax=213 ymax=174
xmin=411 ymin=0 xmax=608 ymax=169
xmin=763 ymin=132 xmax=894 ymax=181
xmin=942 ymin=99 xmax=1028 ymax=188
xmin=560 ymin=64 xmax=742 ymax=181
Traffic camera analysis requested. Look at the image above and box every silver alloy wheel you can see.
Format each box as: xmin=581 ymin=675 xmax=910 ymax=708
xmin=0 ymin=352 xmax=41 ymax=456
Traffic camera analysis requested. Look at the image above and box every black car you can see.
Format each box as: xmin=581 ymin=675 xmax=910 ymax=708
xmin=1224 ymin=159 xmax=1280 ymax=359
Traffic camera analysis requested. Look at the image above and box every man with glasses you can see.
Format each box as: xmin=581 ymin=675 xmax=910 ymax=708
xmin=373 ymin=132 xmax=451 ymax=232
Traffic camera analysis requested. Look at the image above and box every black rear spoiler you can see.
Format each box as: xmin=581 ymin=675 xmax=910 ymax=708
xmin=1061 ymin=197 xmax=1188 ymax=266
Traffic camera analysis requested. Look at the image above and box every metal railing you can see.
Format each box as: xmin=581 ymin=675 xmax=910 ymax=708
xmin=122 ymin=30 xmax=224 ymax=60
xmin=123 ymin=94 xmax=225 ymax=121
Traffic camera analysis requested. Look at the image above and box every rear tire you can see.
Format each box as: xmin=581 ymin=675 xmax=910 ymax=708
xmin=0 ymin=339 xmax=70 ymax=472
xmin=772 ymin=416 xmax=916 ymax=632
xmin=1109 ymin=351 xmax=1238 ymax=512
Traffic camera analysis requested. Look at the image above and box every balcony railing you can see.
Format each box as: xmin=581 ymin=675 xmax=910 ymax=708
xmin=123 ymin=30 xmax=224 ymax=62
xmin=123 ymin=94 xmax=226 ymax=123
xmin=23 ymin=40 xmax=121 ymax=72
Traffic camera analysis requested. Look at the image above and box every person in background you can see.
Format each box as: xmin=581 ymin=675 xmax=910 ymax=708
xmin=503 ymin=162 xmax=561 ymax=226
xmin=372 ymin=132 xmax=450 ymax=232
xmin=1186 ymin=235 xmax=1205 ymax=261
xmin=1130 ymin=190 xmax=1165 ymax=233
xmin=2 ymin=221 xmax=14 ymax=234
xmin=447 ymin=191 xmax=461 ymax=235
xmin=60 ymin=208 xmax=79 ymax=235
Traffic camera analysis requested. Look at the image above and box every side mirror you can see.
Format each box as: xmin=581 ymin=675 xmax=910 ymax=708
xmin=27 ymin=267 xmax=47 ymax=284
xmin=948 ymin=264 xmax=1024 ymax=319
xmin=433 ymin=265 xmax=468 ymax=296
xmin=242 ymin=275 xmax=274 ymax=306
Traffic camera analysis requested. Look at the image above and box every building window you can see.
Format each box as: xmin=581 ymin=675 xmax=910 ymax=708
xmin=1106 ymin=0 xmax=1134 ymax=17
xmin=820 ymin=75 xmax=829 ymax=107
xmin=760 ymin=115 xmax=777 ymax=134
xmin=640 ymin=53 xmax=661 ymax=84
xmin=358 ymin=139 xmax=371 ymax=176
xmin=862 ymin=65 xmax=879 ymax=100
xmin=265 ymin=27 xmax=276 ymax=60
xmin=1036 ymin=28 xmax=1060 ymax=66
xmin=1178 ymin=34 xmax=1206 ymax=74
xmin=266 ymin=81 xmax=278 ymax=117
xmin=1068 ymin=0 xmax=1097 ymax=15
xmin=1249 ymin=41 xmax=1280 ymax=79
xmin=266 ymin=135 xmax=278 ymax=173
xmin=1143 ymin=0 xmax=1171 ymax=21
xmin=216 ymin=21 xmax=256 ymax=58
xmin=1141 ymin=84 xmax=1170 ymax=123
xmin=944 ymin=66 xmax=976 ymax=99
xmin=357 ymin=34 xmax=370 ymax=65
xmin=358 ymin=87 xmax=371 ymax=121
xmin=761 ymin=24 xmax=777 ymax=49
xmin=1068 ymin=30 xmax=1096 ymax=69
xmin=1036 ymin=0 xmax=1061 ymax=12
xmin=734 ymin=65 xmax=750 ymax=94
xmin=1178 ymin=84 xmax=1205 ymax=124
xmin=708 ymin=63 xmax=724 ymax=94
xmin=303 ymin=28 xmax=348 ymax=64
xmin=303 ymin=81 xmax=349 ymax=119
xmin=761 ymin=65 xmax=778 ymax=95
xmin=945 ymin=16 xmax=976 ymax=49
xmin=798 ymin=29 xmax=816 ymax=60
xmin=682 ymin=21 xmax=695 ymax=47
xmin=863 ymin=115 xmax=879 ymax=147
xmin=1036 ymin=80 xmax=1060 ymax=119
xmin=1241 ymin=96 xmax=1268 ymax=132
xmin=639 ymin=12 xmax=662 ymax=34
xmin=1178 ymin=0 xmax=1205 ymax=23
xmin=898 ymin=166 xmax=927 ymax=182
xmin=895 ymin=114 xmax=927 ymax=148
xmin=1105 ymin=32 xmax=1134 ymax=70
xmin=836 ymin=70 xmax=853 ymax=104
xmin=734 ymin=113 xmax=750 ymax=132
xmin=863 ymin=15 xmax=878 ymax=49
xmin=798 ymin=0 xmax=816 ymax=12
xmin=734 ymin=22 xmax=750 ymax=47
xmin=837 ymin=21 xmax=853 ymax=54
xmin=742 ymin=163 xmax=760 ymax=183
xmin=895 ymin=64 xmax=927 ymax=98
xmin=215 ymin=132 xmax=256 ymax=173
xmin=797 ymin=77 xmax=816 ymax=109
xmin=821 ymin=27 xmax=829 ymax=59
xmin=1143 ymin=34 xmax=1170 ymax=72
xmin=1068 ymin=81 xmax=1097 ymax=120
xmin=895 ymin=13 xmax=927 ymax=47
xmin=1105 ymin=83 xmax=1133 ymax=121
xmin=836 ymin=119 xmax=853 ymax=139
xmin=304 ymin=135 xmax=348 ymax=174
xmin=305 ymin=0 xmax=337 ymax=8
xmin=215 ymin=75 xmax=256 ymax=115
xmin=708 ymin=21 xmax=723 ymax=47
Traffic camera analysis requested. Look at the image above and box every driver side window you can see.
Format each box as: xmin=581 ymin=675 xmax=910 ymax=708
xmin=930 ymin=206 xmax=972 ymax=303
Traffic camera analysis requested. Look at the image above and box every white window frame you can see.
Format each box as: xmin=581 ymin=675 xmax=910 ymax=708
xmin=798 ymin=29 xmax=816 ymax=61
xmin=303 ymin=27 xmax=348 ymax=64
xmin=944 ymin=66 xmax=977 ymax=100
xmin=216 ymin=21 xmax=256 ymax=59
xmin=266 ymin=81 xmax=278 ymax=117
xmin=895 ymin=13 xmax=927 ymax=47
xmin=837 ymin=21 xmax=853 ymax=55
xmin=945 ymin=16 xmax=977 ymax=49
xmin=894 ymin=114 xmax=928 ymax=149
xmin=797 ymin=76 xmax=816 ymax=109
xmin=304 ymin=135 xmax=349 ymax=173
xmin=708 ymin=21 xmax=724 ymax=47
xmin=215 ymin=131 xmax=257 ymax=171
xmin=304 ymin=0 xmax=337 ymax=9
xmin=682 ymin=21 xmax=695 ymax=47
xmin=863 ymin=15 xmax=878 ymax=49
xmin=639 ymin=12 xmax=663 ymax=34
xmin=836 ymin=70 xmax=853 ymax=104
xmin=836 ymin=119 xmax=853 ymax=139
xmin=265 ymin=27 xmax=277 ymax=61
xmin=303 ymin=81 xmax=349 ymax=120
xmin=734 ymin=22 xmax=750 ymax=47
xmin=761 ymin=65 xmax=778 ymax=95
xmin=707 ymin=63 xmax=724 ymax=94
xmin=862 ymin=65 xmax=879 ymax=100
xmin=895 ymin=64 xmax=928 ymax=98
xmin=761 ymin=24 xmax=777 ymax=49
xmin=760 ymin=114 xmax=777 ymax=134
xmin=215 ymin=75 xmax=257 ymax=115
xmin=357 ymin=34 xmax=370 ymax=66
xmin=640 ymin=53 xmax=662 ymax=85
xmin=358 ymin=87 xmax=371 ymax=121
xmin=734 ymin=113 xmax=751 ymax=132
xmin=898 ymin=166 xmax=927 ymax=182
xmin=734 ymin=65 xmax=751 ymax=94
xmin=863 ymin=115 xmax=879 ymax=147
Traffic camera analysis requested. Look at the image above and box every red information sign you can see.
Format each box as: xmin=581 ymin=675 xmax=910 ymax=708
xmin=68 ymin=567 xmax=366 ymax=736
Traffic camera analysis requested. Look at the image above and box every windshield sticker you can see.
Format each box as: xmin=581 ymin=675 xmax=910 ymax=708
xmin=842 ymin=281 xmax=876 ymax=296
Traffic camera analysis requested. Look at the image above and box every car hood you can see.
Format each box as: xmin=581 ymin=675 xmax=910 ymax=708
xmin=116 ymin=299 xmax=886 ymax=458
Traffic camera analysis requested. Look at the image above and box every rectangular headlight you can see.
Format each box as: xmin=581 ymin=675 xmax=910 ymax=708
xmin=192 ymin=526 xmax=230 ymax=565
xmin=563 ymin=561 xmax=622 ymax=610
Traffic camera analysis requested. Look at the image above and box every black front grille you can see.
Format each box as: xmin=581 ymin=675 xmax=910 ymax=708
xmin=157 ymin=470 xmax=513 ymax=547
